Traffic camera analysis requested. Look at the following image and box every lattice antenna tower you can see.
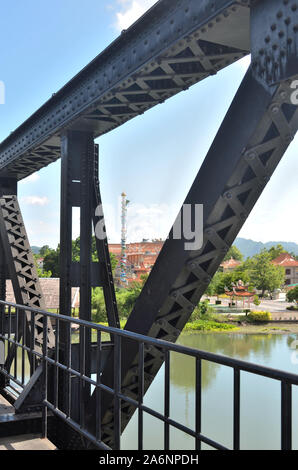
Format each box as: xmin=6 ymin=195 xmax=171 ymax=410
xmin=120 ymin=192 xmax=128 ymax=286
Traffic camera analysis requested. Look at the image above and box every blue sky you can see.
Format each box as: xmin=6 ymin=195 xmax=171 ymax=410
xmin=0 ymin=0 xmax=297 ymax=248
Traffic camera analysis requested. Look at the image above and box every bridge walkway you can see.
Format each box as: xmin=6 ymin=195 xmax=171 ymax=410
xmin=0 ymin=395 xmax=56 ymax=450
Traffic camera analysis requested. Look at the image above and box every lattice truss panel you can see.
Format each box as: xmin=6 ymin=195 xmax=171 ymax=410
xmin=9 ymin=39 xmax=246 ymax=180
xmin=84 ymin=39 xmax=246 ymax=128
xmin=0 ymin=196 xmax=55 ymax=353
xmin=99 ymin=77 xmax=298 ymax=446
xmin=9 ymin=144 xmax=60 ymax=180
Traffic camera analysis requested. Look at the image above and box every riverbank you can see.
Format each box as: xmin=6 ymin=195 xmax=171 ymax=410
xmin=98 ymin=318 xmax=298 ymax=335
xmin=227 ymin=322 xmax=298 ymax=334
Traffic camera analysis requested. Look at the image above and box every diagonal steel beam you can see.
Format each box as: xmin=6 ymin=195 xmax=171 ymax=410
xmin=86 ymin=68 xmax=298 ymax=446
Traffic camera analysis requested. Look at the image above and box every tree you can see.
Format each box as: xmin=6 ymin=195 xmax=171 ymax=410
xmin=204 ymin=272 xmax=220 ymax=297
xmin=37 ymin=267 xmax=52 ymax=278
xmin=247 ymin=249 xmax=284 ymax=296
xmin=43 ymin=247 xmax=60 ymax=277
xmin=43 ymin=236 xmax=118 ymax=278
xmin=206 ymin=268 xmax=250 ymax=298
xmin=268 ymin=244 xmax=286 ymax=261
xmin=223 ymin=245 xmax=243 ymax=262
xmin=287 ymin=286 xmax=298 ymax=305
xmin=39 ymin=245 xmax=51 ymax=257
xmin=33 ymin=252 xmax=52 ymax=277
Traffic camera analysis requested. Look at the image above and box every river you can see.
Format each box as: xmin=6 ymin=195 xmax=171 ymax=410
xmin=121 ymin=332 xmax=298 ymax=450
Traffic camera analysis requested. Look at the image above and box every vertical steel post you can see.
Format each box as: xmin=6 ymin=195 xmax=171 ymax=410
xmin=0 ymin=237 xmax=6 ymax=391
xmin=59 ymin=130 xmax=94 ymax=426
xmin=60 ymin=131 xmax=75 ymax=418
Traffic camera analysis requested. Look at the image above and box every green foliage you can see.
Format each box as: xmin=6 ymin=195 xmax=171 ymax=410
xmin=43 ymin=248 xmax=60 ymax=277
xmin=42 ymin=236 xmax=118 ymax=278
xmin=92 ymin=288 xmax=107 ymax=322
xmin=243 ymin=249 xmax=284 ymax=296
xmin=253 ymin=295 xmax=261 ymax=306
xmin=37 ymin=267 xmax=52 ymax=278
xmin=286 ymin=286 xmax=298 ymax=305
xmin=191 ymin=301 xmax=214 ymax=322
xmin=209 ymin=270 xmax=250 ymax=297
xmin=247 ymin=311 xmax=272 ymax=323
xmin=116 ymin=286 xmax=141 ymax=318
xmin=267 ymin=244 xmax=286 ymax=261
xmin=39 ymin=245 xmax=51 ymax=257
xmin=92 ymin=281 xmax=144 ymax=322
xmin=224 ymin=245 xmax=243 ymax=262
xmin=184 ymin=320 xmax=238 ymax=332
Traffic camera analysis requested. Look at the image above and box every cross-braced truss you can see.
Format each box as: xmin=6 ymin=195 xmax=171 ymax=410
xmin=0 ymin=196 xmax=55 ymax=354
xmin=0 ymin=0 xmax=297 ymax=451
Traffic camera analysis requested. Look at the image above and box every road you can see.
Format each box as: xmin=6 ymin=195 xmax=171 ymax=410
xmin=205 ymin=296 xmax=297 ymax=319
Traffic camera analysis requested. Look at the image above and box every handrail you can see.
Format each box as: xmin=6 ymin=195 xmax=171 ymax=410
xmin=1 ymin=299 xmax=297 ymax=385
xmin=0 ymin=300 xmax=296 ymax=450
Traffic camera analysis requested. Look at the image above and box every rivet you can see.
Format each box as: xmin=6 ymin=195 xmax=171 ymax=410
xmin=245 ymin=150 xmax=257 ymax=160
xmin=270 ymin=104 xmax=280 ymax=114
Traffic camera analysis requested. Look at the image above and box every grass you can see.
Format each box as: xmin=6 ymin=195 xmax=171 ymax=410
xmin=96 ymin=316 xmax=238 ymax=334
xmin=261 ymin=327 xmax=290 ymax=332
xmin=184 ymin=319 xmax=239 ymax=332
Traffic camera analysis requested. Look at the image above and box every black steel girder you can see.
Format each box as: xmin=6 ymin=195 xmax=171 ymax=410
xmin=87 ymin=66 xmax=298 ymax=445
xmin=0 ymin=191 xmax=55 ymax=355
xmin=0 ymin=0 xmax=250 ymax=180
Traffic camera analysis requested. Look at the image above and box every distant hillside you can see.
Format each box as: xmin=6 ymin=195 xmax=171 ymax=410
xmin=234 ymin=238 xmax=298 ymax=259
xmin=31 ymin=246 xmax=41 ymax=255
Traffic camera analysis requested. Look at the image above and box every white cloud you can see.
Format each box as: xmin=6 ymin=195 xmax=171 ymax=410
xmin=126 ymin=202 xmax=175 ymax=242
xmin=21 ymin=196 xmax=49 ymax=206
xmin=20 ymin=172 xmax=40 ymax=184
xmin=115 ymin=0 xmax=157 ymax=31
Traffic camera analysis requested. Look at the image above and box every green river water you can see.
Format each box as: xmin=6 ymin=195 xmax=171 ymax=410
xmin=121 ymin=331 xmax=298 ymax=450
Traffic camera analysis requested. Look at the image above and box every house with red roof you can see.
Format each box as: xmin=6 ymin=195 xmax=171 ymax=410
xmin=271 ymin=253 xmax=298 ymax=286
xmin=109 ymin=240 xmax=164 ymax=285
xmin=220 ymin=258 xmax=242 ymax=272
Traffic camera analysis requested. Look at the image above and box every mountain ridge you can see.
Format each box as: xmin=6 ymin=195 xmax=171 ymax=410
xmin=234 ymin=237 xmax=298 ymax=259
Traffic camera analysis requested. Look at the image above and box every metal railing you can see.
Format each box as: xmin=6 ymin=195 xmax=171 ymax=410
xmin=0 ymin=299 xmax=297 ymax=450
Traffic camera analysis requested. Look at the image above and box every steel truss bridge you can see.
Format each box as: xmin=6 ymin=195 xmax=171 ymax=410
xmin=0 ymin=0 xmax=297 ymax=450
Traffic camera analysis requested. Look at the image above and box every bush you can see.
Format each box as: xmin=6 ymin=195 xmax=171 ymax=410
xmin=92 ymin=285 xmax=143 ymax=322
xmin=286 ymin=286 xmax=298 ymax=305
xmin=253 ymin=295 xmax=261 ymax=306
xmin=185 ymin=319 xmax=238 ymax=332
xmin=190 ymin=301 xmax=214 ymax=322
xmin=92 ymin=288 xmax=107 ymax=323
xmin=247 ymin=311 xmax=272 ymax=323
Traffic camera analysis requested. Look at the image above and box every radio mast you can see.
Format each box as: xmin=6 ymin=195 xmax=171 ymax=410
xmin=120 ymin=192 xmax=128 ymax=286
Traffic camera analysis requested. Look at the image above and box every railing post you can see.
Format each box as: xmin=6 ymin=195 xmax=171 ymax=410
xmin=114 ymin=334 xmax=121 ymax=450
xmin=233 ymin=368 xmax=240 ymax=450
xmin=138 ymin=342 xmax=144 ymax=451
xmin=281 ymin=382 xmax=292 ymax=450
xmin=195 ymin=358 xmax=202 ymax=450
xmin=164 ymin=349 xmax=170 ymax=450
xmin=42 ymin=314 xmax=48 ymax=439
